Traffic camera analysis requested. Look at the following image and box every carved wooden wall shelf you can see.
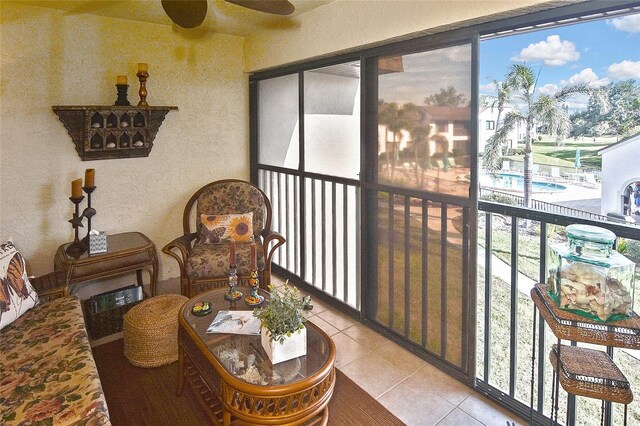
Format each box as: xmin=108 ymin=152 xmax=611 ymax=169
xmin=53 ymin=105 xmax=178 ymax=161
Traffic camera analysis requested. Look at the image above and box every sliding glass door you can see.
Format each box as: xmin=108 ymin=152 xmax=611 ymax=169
xmin=364 ymin=40 xmax=477 ymax=382
xmin=251 ymin=39 xmax=478 ymax=384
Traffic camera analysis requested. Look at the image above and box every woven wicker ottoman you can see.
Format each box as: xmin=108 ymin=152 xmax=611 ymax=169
xmin=123 ymin=294 xmax=188 ymax=368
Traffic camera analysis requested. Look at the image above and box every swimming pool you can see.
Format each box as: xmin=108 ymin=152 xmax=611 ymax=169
xmin=480 ymin=173 xmax=567 ymax=193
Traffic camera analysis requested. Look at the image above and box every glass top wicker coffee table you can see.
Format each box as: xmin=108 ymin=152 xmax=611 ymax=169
xmin=177 ymin=286 xmax=336 ymax=426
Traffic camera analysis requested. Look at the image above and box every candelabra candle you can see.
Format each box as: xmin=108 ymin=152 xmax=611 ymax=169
xmin=224 ymin=264 xmax=242 ymax=302
xmin=81 ymin=186 xmax=96 ymax=245
xmin=66 ymin=196 xmax=87 ymax=256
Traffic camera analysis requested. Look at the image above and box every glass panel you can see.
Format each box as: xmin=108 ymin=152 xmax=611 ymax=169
xmin=258 ymin=74 xmax=299 ymax=168
xmin=425 ymin=201 xmax=442 ymax=356
xmin=304 ymin=62 xmax=360 ymax=179
xmin=375 ymin=191 xmax=392 ymax=327
xmin=445 ymin=204 xmax=464 ymax=367
xmin=377 ymin=45 xmax=471 ymax=195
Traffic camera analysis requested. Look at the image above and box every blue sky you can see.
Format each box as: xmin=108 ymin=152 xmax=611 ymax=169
xmin=480 ymin=13 xmax=640 ymax=109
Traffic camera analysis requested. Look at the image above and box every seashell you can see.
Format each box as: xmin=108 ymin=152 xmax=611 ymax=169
xmin=575 ymin=295 xmax=590 ymax=305
xmin=561 ymin=284 xmax=574 ymax=294
xmin=92 ymin=122 xmax=101 ymax=128
xmin=106 ymin=142 xmax=116 ymax=148
xmin=121 ymin=121 xmax=129 ymax=127
xmin=133 ymin=141 xmax=143 ymax=147
xmin=571 ymin=281 xmax=586 ymax=292
xmin=585 ymin=285 xmax=599 ymax=296
xmin=607 ymin=277 xmax=620 ymax=288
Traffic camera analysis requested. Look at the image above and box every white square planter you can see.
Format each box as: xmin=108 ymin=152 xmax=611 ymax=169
xmin=260 ymin=326 xmax=307 ymax=364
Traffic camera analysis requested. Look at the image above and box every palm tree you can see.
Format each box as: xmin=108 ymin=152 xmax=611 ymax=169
xmin=425 ymin=86 xmax=467 ymax=107
xmin=430 ymin=133 xmax=450 ymax=191
xmin=481 ymin=79 xmax=511 ymax=171
xmin=484 ymin=64 xmax=608 ymax=207
xmin=378 ymin=102 xmax=411 ymax=183
xmin=410 ymin=125 xmax=431 ymax=189
xmin=397 ymin=103 xmax=432 ymax=189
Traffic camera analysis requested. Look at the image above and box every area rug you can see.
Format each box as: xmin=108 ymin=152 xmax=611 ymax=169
xmin=92 ymin=339 xmax=405 ymax=425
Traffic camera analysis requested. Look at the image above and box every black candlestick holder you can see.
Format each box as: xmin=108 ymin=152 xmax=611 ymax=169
xmin=115 ymin=84 xmax=131 ymax=106
xmin=81 ymin=186 xmax=96 ymax=245
xmin=66 ymin=196 xmax=86 ymax=256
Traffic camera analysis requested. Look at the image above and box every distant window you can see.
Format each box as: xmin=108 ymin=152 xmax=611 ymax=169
xmin=486 ymin=120 xmax=495 ymax=130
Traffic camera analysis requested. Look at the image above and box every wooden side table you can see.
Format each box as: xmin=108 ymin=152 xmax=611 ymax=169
xmin=530 ymin=284 xmax=640 ymax=425
xmin=54 ymin=232 xmax=159 ymax=297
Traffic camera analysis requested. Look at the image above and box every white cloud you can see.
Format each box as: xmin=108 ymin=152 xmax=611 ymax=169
xmin=564 ymin=94 xmax=590 ymax=111
xmin=479 ymin=82 xmax=497 ymax=93
xmin=537 ymin=83 xmax=559 ymax=96
xmin=445 ymin=45 xmax=471 ymax=62
xmin=512 ymin=35 xmax=580 ymax=66
xmin=610 ymin=14 xmax=640 ymax=33
xmin=608 ymin=60 xmax=640 ymax=79
xmin=559 ymin=68 xmax=609 ymax=87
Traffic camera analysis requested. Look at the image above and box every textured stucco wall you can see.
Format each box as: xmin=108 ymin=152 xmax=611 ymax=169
xmin=600 ymin=137 xmax=640 ymax=216
xmin=243 ymin=0 xmax=560 ymax=72
xmin=0 ymin=3 xmax=249 ymax=279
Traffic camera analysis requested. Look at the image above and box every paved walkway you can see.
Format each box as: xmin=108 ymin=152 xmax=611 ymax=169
xmin=477 ymin=244 xmax=535 ymax=296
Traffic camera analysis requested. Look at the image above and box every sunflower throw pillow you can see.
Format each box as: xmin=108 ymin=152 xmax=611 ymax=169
xmin=199 ymin=212 xmax=254 ymax=244
xmin=0 ymin=238 xmax=39 ymax=331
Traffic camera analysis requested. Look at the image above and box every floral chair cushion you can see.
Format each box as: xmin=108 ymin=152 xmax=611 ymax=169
xmin=195 ymin=182 xmax=265 ymax=238
xmin=186 ymin=241 xmax=266 ymax=279
xmin=0 ymin=296 xmax=110 ymax=426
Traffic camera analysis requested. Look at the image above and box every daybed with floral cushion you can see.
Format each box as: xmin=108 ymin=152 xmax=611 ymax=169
xmin=0 ymin=241 xmax=111 ymax=426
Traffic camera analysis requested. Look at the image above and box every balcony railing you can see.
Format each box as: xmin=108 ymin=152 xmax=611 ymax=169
xmin=258 ymin=166 xmax=640 ymax=425
xmin=258 ymin=167 xmax=361 ymax=310
xmin=477 ymin=200 xmax=640 ymax=426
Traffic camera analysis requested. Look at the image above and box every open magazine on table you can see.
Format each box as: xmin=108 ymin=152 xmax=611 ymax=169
xmin=207 ymin=310 xmax=261 ymax=335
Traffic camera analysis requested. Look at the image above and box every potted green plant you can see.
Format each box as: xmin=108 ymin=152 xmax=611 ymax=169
xmin=254 ymin=283 xmax=311 ymax=364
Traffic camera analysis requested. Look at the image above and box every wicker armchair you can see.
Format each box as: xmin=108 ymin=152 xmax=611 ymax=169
xmin=162 ymin=179 xmax=285 ymax=298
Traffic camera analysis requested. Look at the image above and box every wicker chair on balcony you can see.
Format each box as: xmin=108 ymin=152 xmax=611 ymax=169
xmin=162 ymin=179 xmax=285 ymax=298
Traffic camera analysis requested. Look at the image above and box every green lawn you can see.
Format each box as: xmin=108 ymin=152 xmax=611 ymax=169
xmin=477 ymin=269 xmax=640 ymax=425
xmin=499 ymin=134 xmax=614 ymax=170
xmin=477 ymin=218 xmax=640 ymax=425
xmin=375 ymin=197 xmax=465 ymax=367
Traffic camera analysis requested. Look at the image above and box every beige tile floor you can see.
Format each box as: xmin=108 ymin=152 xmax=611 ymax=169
xmin=272 ymin=277 xmax=527 ymax=426
xmin=92 ymin=276 xmax=526 ymax=426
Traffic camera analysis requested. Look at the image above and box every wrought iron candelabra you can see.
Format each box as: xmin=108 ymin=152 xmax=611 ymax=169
xmin=66 ymin=196 xmax=86 ymax=255
xmin=65 ymin=186 xmax=97 ymax=256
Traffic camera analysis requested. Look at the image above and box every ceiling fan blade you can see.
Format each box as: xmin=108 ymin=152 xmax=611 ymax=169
xmin=225 ymin=0 xmax=295 ymax=16
xmin=161 ymin=0 xmax=208 ymax=28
